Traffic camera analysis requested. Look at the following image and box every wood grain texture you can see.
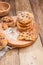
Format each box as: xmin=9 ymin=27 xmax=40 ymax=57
xmin=29 ymin=0 xmax=43 ymax=45
xmin=19 ymin=36 xmax=42 ymax=65
xmin=0 ymin=0 xmax=43 ymax=65
xmin=0 ymin=49 xmax=19 ymax=65
xmin=38 ymin=0 xmax=43 ymax=13
xmin=15 ymin=0 xmax=32 ymax=12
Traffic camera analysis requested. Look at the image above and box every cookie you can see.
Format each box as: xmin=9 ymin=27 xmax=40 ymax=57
xmin=1 ymin=16 xmax=13 ymax=23
xmin=18 ymin=32 xmax=32 ymax=41
xmin=17 ymin=18 xmax=32 ymax=25
xmin=1 ymin=16 xmax=15 ymax=28
xmin=17 ymin=21 xmax=32 ymax=27
xmin=18 ymin=32 xmax=31 ymax=41
xmin=17 ymin=22 xmax=33 ymax=32
xmin=0 ymin=32 xmax=8 ymax=50
xmin=17 ymin=11 xmax=33 ymax=24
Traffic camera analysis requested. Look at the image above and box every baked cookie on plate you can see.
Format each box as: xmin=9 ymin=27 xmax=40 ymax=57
xmin=0 ymin=32 xmax=8 ymax=50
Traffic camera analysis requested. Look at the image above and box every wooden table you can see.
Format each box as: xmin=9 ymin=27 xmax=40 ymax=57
xmin=0 ymin=0 xmax=43 ymax=65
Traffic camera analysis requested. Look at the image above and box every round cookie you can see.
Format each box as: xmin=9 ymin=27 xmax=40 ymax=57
xmin=17 ymin=22 xmax=33 ymax=32
xmin=17 ymin=26 xmax=33 ymax=32
xmin=1 ymin=16 xmax=15 ymax=28
xmin=17 ymin=18 xmax=32 ymax=25
xmin=17 ymin=21 xmax=32 ymax=27
xmin=1 ymin=16 xmax=13 ymax=23
xmin=17 ymin=11 xmax=33 ymax=24
xmin=18 ymin=32 xmax=32 ymax=41
xmin=17 ymin=11 xmax=34 ymax=19
xmin=0 ymin=32 xmax=8 ymax=50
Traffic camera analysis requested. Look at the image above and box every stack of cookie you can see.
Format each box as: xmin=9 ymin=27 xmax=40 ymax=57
xmin=17 ymin=11 xmax=34 ymax=32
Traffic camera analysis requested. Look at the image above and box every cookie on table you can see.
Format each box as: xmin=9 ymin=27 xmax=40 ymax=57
xmin=0 ymin=32 xmax=8 ymax=50
xmin=18 ymin=31 xmax=32 ymax=41
xmin=1 ymin=16 xmax=15 ymax=29
xmin=1 ymin=16 xmax=13 ymax=23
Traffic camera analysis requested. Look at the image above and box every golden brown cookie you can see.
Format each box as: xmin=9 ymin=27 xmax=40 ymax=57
xmin=17 ymin=21 xmax=32 ymax=27
xmin=1 ymin=16 xmax=15 ymax=28
xmin=18 ymin=32 xmax=31 ymax=41
xmin=17 ymin=11 xmax=33 ymax=24
xmin=17 ymin=22 xmax=33 ymax=32
xmin=17 ymin=18 xmax=32 ymax=25
xmin=0 ymin=32 xmax=8 ymax=50
xmin=1 ymin=16 xmax=13 ymax=23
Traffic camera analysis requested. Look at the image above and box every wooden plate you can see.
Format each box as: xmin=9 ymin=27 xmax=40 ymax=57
xmin=0 ymin=16 xmax=38 ymax=48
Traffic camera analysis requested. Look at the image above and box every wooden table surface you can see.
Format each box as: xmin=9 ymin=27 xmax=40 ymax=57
xmin=0 ymin=0 xmax=43 ymax=65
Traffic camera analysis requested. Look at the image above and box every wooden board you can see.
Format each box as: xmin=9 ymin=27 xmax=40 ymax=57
xmin=0 ymin=17 xmax=38 ymax=48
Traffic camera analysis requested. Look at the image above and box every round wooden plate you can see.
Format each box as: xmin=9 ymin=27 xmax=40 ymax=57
xmin=0 ymin=16 xmax=38 ymax=48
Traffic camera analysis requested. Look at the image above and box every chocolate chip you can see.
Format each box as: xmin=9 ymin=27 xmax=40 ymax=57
xmin=27 ymin=32 xmax=29 ymax=34
xmin=29 ymin=34 xmax=31 ymax=36
xmin=0 ymin=42 xmax=2 ymax=46
xmin=28 ymin=17 xmax=31 ymax=19
xmin=21 ymin=19 xmax=23 ymax=21
xmin=2 ymin=38 xmax=5 ymax=39
xmin=0 ymin=37 xmax=5 ymax=40
xmin=26 ymin=15 xmax=28 ymax=18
